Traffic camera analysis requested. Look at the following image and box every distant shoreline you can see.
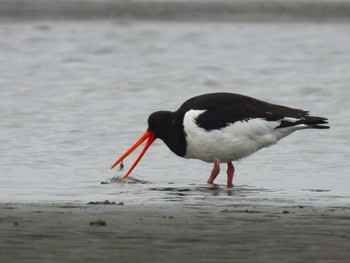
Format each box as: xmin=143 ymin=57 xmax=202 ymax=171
xmin=1 ymin=0 xmax=350 ymax=22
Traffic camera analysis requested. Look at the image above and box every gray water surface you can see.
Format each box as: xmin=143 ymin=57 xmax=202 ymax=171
xmin=1 ymin=19 xmax=349 ymax=205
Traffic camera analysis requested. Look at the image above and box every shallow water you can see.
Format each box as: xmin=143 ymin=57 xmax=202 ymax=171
xmin=1 ymin=19 xmax=349 ymax=205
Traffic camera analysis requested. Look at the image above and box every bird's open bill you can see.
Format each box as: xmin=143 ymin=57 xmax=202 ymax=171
xmin=111 ymin=131 xmax=155 ymax=181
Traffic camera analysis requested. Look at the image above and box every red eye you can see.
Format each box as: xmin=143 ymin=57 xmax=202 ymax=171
xmin=153 ymin=120 xmax=161 ymax=126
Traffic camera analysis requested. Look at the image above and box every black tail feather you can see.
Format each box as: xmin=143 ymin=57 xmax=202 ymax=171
xmin=277 ymin=116 xmax=330 ymax=129
xmin=308 ymin=124 xmax=330 ymax=129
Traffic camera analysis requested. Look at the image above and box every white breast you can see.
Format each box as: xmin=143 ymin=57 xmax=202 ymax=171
xmin=183 ymin=110 xmax=300 ymax=163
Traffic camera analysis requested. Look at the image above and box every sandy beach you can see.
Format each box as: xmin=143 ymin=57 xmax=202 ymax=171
xmin=1 ymin=201 xmax=349 ymax=262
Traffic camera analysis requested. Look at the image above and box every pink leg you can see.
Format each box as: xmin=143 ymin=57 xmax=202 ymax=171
xmin=227 ymin=162 xmax=235 ymax=188
xmin=207 ymin=160 xmax=220 ymax=185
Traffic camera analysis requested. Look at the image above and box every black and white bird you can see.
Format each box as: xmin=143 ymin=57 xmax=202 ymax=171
xmin=111 ymin=92 xmax=329 ymax=187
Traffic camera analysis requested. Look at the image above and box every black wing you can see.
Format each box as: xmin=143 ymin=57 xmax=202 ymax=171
xmin=178 ymin=93 xmax=329 ymax=131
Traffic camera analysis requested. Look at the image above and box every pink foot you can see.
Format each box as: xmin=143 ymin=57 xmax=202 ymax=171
xmin=227 ymin=162 xmax=235 ymax=188
xmin=207 ymin=160 xmax=220 ymax=185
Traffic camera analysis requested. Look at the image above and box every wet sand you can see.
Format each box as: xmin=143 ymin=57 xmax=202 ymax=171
xmin=1 ymin=201 xmax=349 ymax=262
xmin=1 ymin=0 xmax=350 ymax=22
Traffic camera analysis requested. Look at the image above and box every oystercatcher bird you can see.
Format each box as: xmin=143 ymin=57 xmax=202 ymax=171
xmin=111 ymin=92 xmax=329 ymax=187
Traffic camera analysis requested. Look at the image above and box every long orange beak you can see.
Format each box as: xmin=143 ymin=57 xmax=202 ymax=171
xmin=111 ymin=131 xmax=156 ymax=181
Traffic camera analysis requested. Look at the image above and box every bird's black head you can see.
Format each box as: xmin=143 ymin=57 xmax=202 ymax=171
xmin=109 ymin=112 xmax=175 ymax=181
xmin=147 ymin=110 xmax=186 ymax=157
xmin=110 ymin=110 xmax=186 ymax=179
xmin=147 ymin=111 xmax=174 ymax=139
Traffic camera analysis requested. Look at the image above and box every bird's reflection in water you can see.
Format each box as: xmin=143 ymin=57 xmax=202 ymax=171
xmin=150 ymin=184 xmax=237 ymax=199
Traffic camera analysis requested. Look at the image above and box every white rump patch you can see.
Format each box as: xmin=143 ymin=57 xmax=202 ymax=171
xmin=282 ymin=117 xmax=301 ymax=123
